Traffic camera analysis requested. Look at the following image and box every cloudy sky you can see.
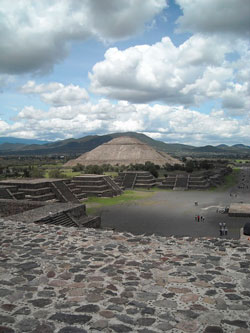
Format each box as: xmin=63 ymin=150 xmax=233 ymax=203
xmin=0 ymin=0 xmax=250 ymax=146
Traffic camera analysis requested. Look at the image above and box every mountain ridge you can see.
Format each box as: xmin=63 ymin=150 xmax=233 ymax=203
xmin=0 ymin=132 xmax=249 ymax=157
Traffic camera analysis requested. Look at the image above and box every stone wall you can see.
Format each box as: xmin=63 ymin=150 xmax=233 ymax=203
xmin=0 ymin=199 xmax=44 ymax=217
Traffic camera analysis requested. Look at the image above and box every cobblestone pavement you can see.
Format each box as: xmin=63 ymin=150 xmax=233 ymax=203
xmin=0 ymin=219 xmax=250 ymax=333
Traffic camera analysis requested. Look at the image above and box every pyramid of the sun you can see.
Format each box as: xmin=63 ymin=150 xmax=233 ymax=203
xmin=65 ymin=136 xmax=181 ymax=167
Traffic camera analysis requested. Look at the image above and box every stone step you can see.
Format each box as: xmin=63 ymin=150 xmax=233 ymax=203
xmin=75 ymin=193 xmax=87 ymax=200
xmin=20 ymin=187 xmax=52 ymax=196
xmin=28 ymin=193 xmax=56 ymax=201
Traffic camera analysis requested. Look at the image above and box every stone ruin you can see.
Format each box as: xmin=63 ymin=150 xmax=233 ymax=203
xmin=0 ymin=179 xmax=80 ymax=202
xmin=0 ymin=175 xmax=123 ymax=229
xmin=115 ymin=171 xmax=157 ymax=189
xmin=0 ymin=175 xmax=122 ymax=202
xmin=159 ymin=168 xmax=230 ymax=190
xmin=68 ymin=175 xmax=122 ymax=198
xmin=160 ymin=174 xmax=210 ymax=190
xmin=0 ymin=198 xmax=100 ymax=228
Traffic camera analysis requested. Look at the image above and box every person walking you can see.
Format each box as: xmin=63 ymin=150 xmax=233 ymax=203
xmin=197 ymin=215 xmax=200 ymax=222
xmin=219 ymin=223 xmax=223 ymax=236
xmin=224 ymin=225 xmax=228 ymax=236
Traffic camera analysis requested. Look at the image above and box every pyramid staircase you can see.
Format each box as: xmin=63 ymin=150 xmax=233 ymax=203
xmin=0 ymin=179 xmax=81 ymax=202
xmin=115 ymin=171 xmax=156 ymax=189
xmin=37 ymin=212 xmax=77 ymax=227
xmin=0 ymin=184 xmax=26 ymax=200
xmin=36 ymin=211 xmax=100 ymax=228
xmin=68 ymin=175 xmax=122 ymax=198
xmin=50 ymin=180 xmax=80 ymax=203
xmin=8 ymin=202 xmax=101 ymax=229
xmin=159 ymin=176 xmax=176 ymax=189
xmin=1 ymin=181 xmax=57 ymax=201
xmin=134 ymin=172 xmax=156 ymax=189
xmin=188 ymin=176 xmax=210 ymax=189
xmin=103 ymin=176 xmax=123 ymax=195
xmin=173 ymin=175 xmax=188 ymax=190
xmin=160 ymin=173 xmax=210 ymax=190
xmin=122 ymin=173 xmax=137 ymax=189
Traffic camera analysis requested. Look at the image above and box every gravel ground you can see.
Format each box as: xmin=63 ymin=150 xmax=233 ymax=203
xmin=100 ymin=168 xmax=250 ymax=239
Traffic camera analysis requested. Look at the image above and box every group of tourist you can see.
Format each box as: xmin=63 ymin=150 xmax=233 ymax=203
xmin=219 ymin=222 xmax=228 ymax=236
xmin=194 ymin=213 xmax=229 ymax=237
xmin=195 ymin=215 xmax=205 ymax=222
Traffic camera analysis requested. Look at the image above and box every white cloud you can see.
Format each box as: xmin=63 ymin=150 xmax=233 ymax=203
xmin=17 ymin=106 xmax=46 ymax=120
xmin=176 ymin=0 xmax=250 ymax=38
xmin=0 ymin=0 xmax=167 ymax=74
xmin=4 ymin=100 xmax=250 ymax=145
xmin=20 ymin=81 xmax=89 ymax=106
xmin=89 ymin=34 xmax=250 ymax=114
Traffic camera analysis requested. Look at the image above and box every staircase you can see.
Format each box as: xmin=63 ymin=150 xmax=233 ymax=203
xmin=17 ymin=183 xmax=56 ymax=201
xmin=0 ymin=185 xmax=25 ymax=200
xmin=134 ymin=172 xmax=156 ymax=189
xmin=122 ymin=173 xmax=137 ymax=189
xmin=173 ymin=176 xmax=188 ymax=190
xmin=159 ymin=176 xmax=176 ymax=189
xmin=69 ymin=175 xmax=121 ymax=198
xmin=188 ymin=176 xmax=209 ymax=189
xmin=103 ymin=176 xmax=123 ymax=195
xmin=50 ymin=181 xmax=80 ymax=203
xmin=36 ymin=212 xmax=78 ymax=227
xmin=0 ymin=187 xmax=15 ymax=199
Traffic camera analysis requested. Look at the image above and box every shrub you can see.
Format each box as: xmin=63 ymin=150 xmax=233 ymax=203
xmin=48 ymin=169 xmax=65 ymax=178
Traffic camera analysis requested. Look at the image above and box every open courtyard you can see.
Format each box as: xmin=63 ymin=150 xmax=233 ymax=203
xmin=98 ymin=168 xmax=250 ymax=239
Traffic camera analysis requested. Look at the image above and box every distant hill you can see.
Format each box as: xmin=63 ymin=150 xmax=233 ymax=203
xmin=0 ymin=132 xmax=250 ymax=157
xmin=0 ymin=137 xmax=49 ymax=145
xmin=192 ymin=145 xmax=223 ymax=153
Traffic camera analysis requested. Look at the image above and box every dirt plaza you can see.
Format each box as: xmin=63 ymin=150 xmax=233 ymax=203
xmin=100 ymin=168 xmax=250 ymax=239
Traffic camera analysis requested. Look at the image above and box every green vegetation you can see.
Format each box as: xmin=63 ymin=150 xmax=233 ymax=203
xmin=234 ymin=159 xmax=250 ymax=164
xmin=85 ymin=190 xmax=155 ymax=215
xmin=47 ymin=168 xmax=65 ymax=178
xmin=223 ymin=168 xmax=241 ymax=188
xmin=58 ymin=168 xmax=82 ymax=178
xmin=210 ymin=168 xmax=240 ymax=191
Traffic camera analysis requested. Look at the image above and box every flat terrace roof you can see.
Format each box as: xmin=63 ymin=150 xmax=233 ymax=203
xmin=229 ymin=203 xmax=250 ymax=217
xmin=0 ymin=178 xmax=65 ymax=184
xmin=7 ymin=202 xmax=82 ymax=223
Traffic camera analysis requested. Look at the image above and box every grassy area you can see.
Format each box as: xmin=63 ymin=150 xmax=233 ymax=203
xmin=210 ymin=168 xmax=240 ymax=191
xmin=104 ymin=171 xmax=118 ymax=178
xmin=234 ymin=160 xmax=250 ymax=164
xmin=59 ymin=169 xmax=82 ymax=178
xmin=43 ymin=167 xmax=119 ymax=179
xmin=85 ymin=190 xmax=155 ymax=215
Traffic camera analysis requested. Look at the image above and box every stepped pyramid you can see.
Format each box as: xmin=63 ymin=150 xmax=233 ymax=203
xmin=65 ymin=136 xmax=181 ymax=167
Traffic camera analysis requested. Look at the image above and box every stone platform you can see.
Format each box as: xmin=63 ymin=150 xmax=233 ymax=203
xmin=229 ymin=203 xmax=250 ymax=217
xmin=0 ymin=199 xmax=100 ymax=229
xmin=0 ymin=219 xmax=250 ymax=333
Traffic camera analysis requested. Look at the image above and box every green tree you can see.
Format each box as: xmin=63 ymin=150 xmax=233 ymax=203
xmin=185 ymin=160 xmax=194 ymax=173
xmin=72 ymin=163 xmax=84 ymax=172
xmin=30 ymin=167 xmax=45 ymax=178
xmin=48 ymin=169 xmax=65 ymax=178
xmin=85 ymin=165 xmax=103 ymax=174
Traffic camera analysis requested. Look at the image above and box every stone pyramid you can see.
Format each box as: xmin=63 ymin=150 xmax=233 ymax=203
xmin=65 ymin=136 xmax=181 ymax=167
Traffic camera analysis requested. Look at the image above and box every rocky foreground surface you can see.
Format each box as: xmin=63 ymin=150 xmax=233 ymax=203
xmin=0 ymin=219 xmax=250 ymax=333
